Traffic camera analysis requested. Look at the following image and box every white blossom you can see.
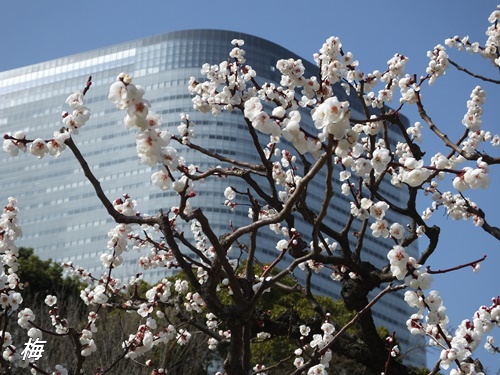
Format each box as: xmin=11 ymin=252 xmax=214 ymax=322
xmin=44 ymin=295 xmax=57 ymax=307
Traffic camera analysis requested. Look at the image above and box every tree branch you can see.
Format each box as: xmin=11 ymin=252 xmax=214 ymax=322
xmin=448 ymin=58 xmax=500 ymax=84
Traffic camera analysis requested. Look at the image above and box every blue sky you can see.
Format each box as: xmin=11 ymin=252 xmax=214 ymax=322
xmin=2 ymin=0 xmax=500 ymax=372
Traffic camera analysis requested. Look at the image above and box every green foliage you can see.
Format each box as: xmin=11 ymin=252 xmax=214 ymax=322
xmin=251 ymin=289 xmax=357 ymax=373
xmin=82 ymin=308 xmax=217 ymax=375
xmin=14 ymin=252 xmax=430 ymax=374
xmin=167 ymin=265 xmax=353 ymax=372
xmin=234 ymin=266 xmax=355 ymax=372
xmin=17 ymin=247 xmax=83 ymax=309
xmin=15 ymin=249 xmax=218 ymax=374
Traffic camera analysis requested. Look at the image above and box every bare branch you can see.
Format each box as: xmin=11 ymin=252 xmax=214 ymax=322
xmin=171 ymin=136 xmax=267 ymax=172
xmin=290 ymin=284 xmax=407 ymax=375
xmin=64 ymin=136 xmax=159 ymax=226
xmin=448 ymin=58 xmax=500 ymax=84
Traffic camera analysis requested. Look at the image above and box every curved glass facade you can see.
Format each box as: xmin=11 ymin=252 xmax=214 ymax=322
xmin=0 ymin=29 xmax=425 ymax=368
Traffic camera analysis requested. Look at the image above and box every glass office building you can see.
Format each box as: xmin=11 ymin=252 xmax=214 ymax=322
xmin=0 ymin=29 xmax=425 ymax=367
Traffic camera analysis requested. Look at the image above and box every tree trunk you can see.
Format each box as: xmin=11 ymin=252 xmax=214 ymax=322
xmin=224 ymin=320 xmax=252 ymax=375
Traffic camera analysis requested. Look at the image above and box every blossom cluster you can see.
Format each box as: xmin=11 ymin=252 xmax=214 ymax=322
xmin=292 ymin=319 xmax=336 ymax=375
xmin=0 ymin=198 xmax=29 ymax=367
xmin=405 ymin=286 xmax=500 ymax=374
xmin=3 ymin=91 xmax=90 ymax=159
xmin=1 ymin=201 xmax=71 ymax=374
xmin=383 ymin=226 xmax=497 ymax=373
xmin=2 ymin=4 xmax=500 ymax=374
xmin=445 ymin=6 xmax=500 ymax=67
xmin=426 ymin=45 xmax=449 ymax=86
xmin=185 ymin=28 xmax=500 ymax=373
xmin=108 ymin=73 xmax=187 ymax=192
xmin=123 ymin=319 xmax=177 ymax=360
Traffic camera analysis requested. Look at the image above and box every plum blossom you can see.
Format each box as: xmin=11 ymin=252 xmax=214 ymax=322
xmin=371 ymin=148 xmax=391 ymax=173
xmin=276 ymin=239 xmax=289 ymax=251
xmin=352 ymin=157 xmax=372 ymax=177
xmin=426 ymin=45 xmax=449 ymax=85
xmin=8 ymin=292 xmax=22 ymax=311
xmin=0 ymin=331 xmax=12 ymax=348
xmin=171 ymin=175 xmax=190 ymax=194
xmin=3 ymin=131 xmax=27 ymax=157
xmin=293 ymin=356 xmax=305 ymax=368
xmin=431 ymin=152 xmax=449 ymax=169
xmin=485 ymin=336 xmax=497 ymax=353
xmin=256 ymin=332 xmax=271 ymax=340
xmin=387 ymin=245 xmax=409 ymax=280
xmin=184 ymin=292 xmax=205 ymax=313
xmin=3 ymin=346 xmax=20 ymax=363
xmin=44 ymin=295 xmax=57 ymax=307
xmin=47 ymin=131 xmax=70 ymax=158
xmin=176 ymin=329 xmax=191 ymax=345
xmin=350 ymin=198 xmax=371 ymax=220
xmin=108 ymin=73 xmax=181 ymax=194
xmin=5 ymin=24 xmax=500 ymax=375
xmin=389 ymin=222 xmax=406 ymax=239
xmin=401 ymin=157 xmax=431 ymax=187
xmin=145 ymin=279 xmax=171 ymax=303
xmin=244 ymin=97 xmax=280 ymax=136
xmin=108 ymin=73 xmax=142 ymax=110
xmin=321 ymin=322 xmax=335 ymax=335
xmin=65 ymin=91 xmax=84 ymax=109
xmin=60 ymin=91 xmax=91 ymax=134
xmin=369 ymin=201 xmax=389 ymax=220
xmin=407 ymin=121 xmax=423 ymax=143
xmin=453 ymin=160 xmax=490 ymax=192
xmin=464 ymin=165 xmax=490 ymax=190
xmin=81 ymin=284 xmax=108 ymax=305
xmin=137 ymin=303 xmax=153 ymax=317
xmin=452 ymin=173 xmax=469 ymax=192
xmin=224 ymin=186 xmax=236 ymax=200
xmin=80 ymin=330 xmax=97 ymax=357
xmin=29 ymin=138 xmax=48 ymax=159
xmin=17 ymin=308 xmax=35 ymax=329
xmin=307 ymin=364 xmax=327 ymax=375
xmin=404 ymin=291 xmax=424 ymax=311
xmin=107 ymin=223 xmax=132 ymax=255
xmin=312 ymin=96 xmax=350 ymax=140
xmin=406 ymin=268 xmax=433 ymax=290
xmin=151 ymin=169 xmax=172 ymax=190
xmin=27 ymin=327 xmax=43 ymax=339
xmin=299 ymin=325 xmax=311 ymax=336
xmin=135 ymin=131 xmax=171 ymax=166
xmin=339 ymin=170 xmax=351 ymax=181
xmin=400 ymin=87 xmax=419 ymax=104
xmin=72 ymin=104 xmax=91 ymax=126
xmin=361 ymin=116 xmax=381 ymax=135
xmin=52 ymin=365 xmax=68 ymax=375
xmin=309 ymin=334 xmax=326 ymax=349
xmin=175 ymin=279 xmax=189 ymax=294
xmin=208 ymin=337 xmax=218 ymax=350
xmin=462 ymin=86 xmax=486 ymax=131
xmin=370 ymin=219 xmax=390 ymax=238
xmin=385 ymin=53 xmax=408 ymax=79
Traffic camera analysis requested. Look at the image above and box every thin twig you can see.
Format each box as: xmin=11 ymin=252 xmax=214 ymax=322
xmin=448 ymin=58 xmax=500 ymax=84
xmin=426 ymin=254 xmax=486 ymax=274
xmin=290 ymin=283 xmax=406 ymax=375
